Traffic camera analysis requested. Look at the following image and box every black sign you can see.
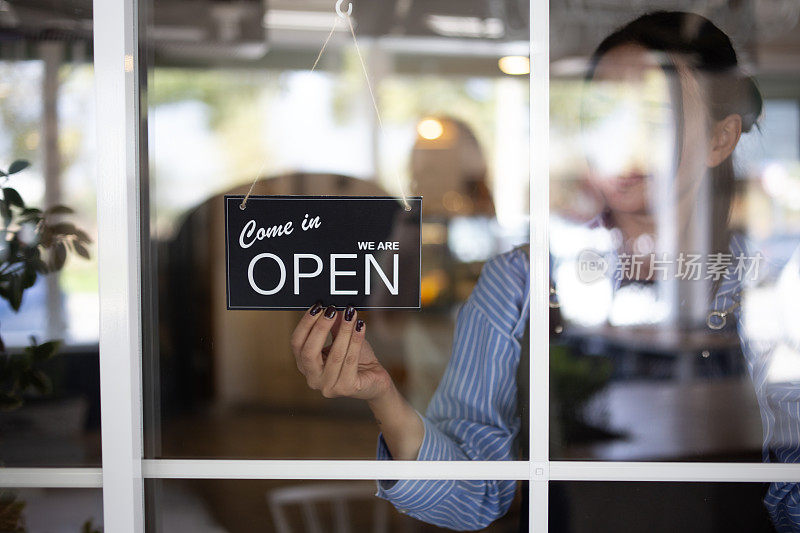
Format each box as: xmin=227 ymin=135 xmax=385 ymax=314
xmin=224 ymin=195 xmax=422 ymax=310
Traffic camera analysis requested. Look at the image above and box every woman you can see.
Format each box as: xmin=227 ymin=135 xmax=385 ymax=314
xmin=291 ymin=250 xmax=528 ymax=530
xmin=290 ymin=11 xmax=786 ymax=531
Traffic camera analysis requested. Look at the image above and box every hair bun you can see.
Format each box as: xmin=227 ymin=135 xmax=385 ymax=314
xmin=734 ymin=74 xmax=763 ymax=133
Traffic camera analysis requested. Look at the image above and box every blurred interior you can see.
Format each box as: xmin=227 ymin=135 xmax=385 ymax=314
xmin=549 ymin=481 xmax=777 ymax=533
xmin=146 ymin=479 xmax=524 ymax=532
xmin=0 ymin=0 xmax=100 ymax=468
xmin=143 ymin=0 xmax=531 ymax=463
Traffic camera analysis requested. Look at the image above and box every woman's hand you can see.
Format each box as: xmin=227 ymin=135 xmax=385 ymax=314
xmin=291 ymin=302 xmax=392 ymax=401
xmin=291 ymin=302 xmax=425 ymax=460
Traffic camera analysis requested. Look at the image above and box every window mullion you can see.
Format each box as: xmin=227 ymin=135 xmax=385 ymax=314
xmin=0 ymin=468 xmax=103 ymax=488
xmin=530 ymin=0 xmax=551 ymax=531
xmin=94 ymin=0 xmax=145 ymax=531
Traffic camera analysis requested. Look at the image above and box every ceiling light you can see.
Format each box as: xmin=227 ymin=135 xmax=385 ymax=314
xmin=417 ymin=118 xmax=444 ymax=140
xmin=263 ymin=10 xmax=344 ymax=32
xmin=425 ymin=14 xmax=504 ymax=39
xmin=498 ymin=55 xmax=530 ymax=75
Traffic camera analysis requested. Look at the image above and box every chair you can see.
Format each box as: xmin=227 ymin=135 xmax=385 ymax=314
xmin=267 ymin=482 xmax=389 ymax=533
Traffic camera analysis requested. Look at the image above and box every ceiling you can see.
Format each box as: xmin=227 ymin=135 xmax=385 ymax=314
xmin=0 ymin=0 xmax=529 ymax=56
xmin=0 ymin=0 xmax=798 ymax=76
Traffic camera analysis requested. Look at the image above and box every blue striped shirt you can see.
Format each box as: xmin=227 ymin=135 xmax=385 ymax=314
xmin=729 ymin=238 xmax=800 ymax=533
xmin=374 ymin=246 xmax=530 ymax=530
xmin=374 ymin=238 xmax=800 ymax=532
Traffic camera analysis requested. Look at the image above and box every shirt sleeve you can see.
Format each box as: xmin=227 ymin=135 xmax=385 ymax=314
xmin=761 ymin=383 xmax=800 ymax=533
xmin=373 ymin=250 xmax=528 ymax=530
xmin=765 ymin=481 xmax=800 ymax=532
xmin=732 ymin=238 xmax=800 ymax=533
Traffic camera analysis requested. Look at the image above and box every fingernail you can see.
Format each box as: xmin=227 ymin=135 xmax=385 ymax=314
xmin=344 ymin=305 xmax=356 ymax=322
xmin=324 ymin=305 xmax=337 ymax=319
xmin=309 ymin=301 xmax=323 ymax=316
xmin=356 ymin=319 xmax=365 ymax=332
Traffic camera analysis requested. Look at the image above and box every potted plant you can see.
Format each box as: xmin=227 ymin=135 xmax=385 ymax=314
xmin=0 ymin=160 xmax=93 ymax=531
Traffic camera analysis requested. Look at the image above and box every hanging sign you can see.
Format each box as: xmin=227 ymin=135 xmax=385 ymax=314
xmin=225 ymin=195 xmax=422 ymax=310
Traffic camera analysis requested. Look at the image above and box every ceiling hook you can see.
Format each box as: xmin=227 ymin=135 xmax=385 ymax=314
xmin=335 ymin=0 xmax=352 ymax=18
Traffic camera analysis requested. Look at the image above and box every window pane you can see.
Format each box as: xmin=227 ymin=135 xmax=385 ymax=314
xmin=549 ymin=482 xmax=775 ymax=533
xmin=146 ymin=479 xmax=524 ymax=532
xmin=142 ymin=2 xmax=530 ymax=460
xmin=0 ymin=1 xmax=100 ymax=467
xmin=549 ymin=5 xmax=800 ymax=464
xmin=1 ymin=488 xmax=103 ymax=532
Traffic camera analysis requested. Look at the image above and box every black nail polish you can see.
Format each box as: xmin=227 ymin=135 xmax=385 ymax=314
xmin=344 ymin=305 xmax=356 ymax=322
xmin=324 ymin=305 xmax=337 ymax=319
xmin=356 ymin=319 xmax=365 ymax=332
xmin=309 ymin=301 xmax=323 ymax=316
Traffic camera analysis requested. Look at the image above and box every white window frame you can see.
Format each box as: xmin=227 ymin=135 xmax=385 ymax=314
xmin=1 ymin=1 xmax=799 ymax=532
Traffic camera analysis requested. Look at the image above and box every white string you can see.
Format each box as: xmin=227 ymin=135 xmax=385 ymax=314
xmin=240 ymin=17 xmax=339 ymax=211
xmin=311 ymin=16 xmax=339 ymax=73
xmin=240 ymin=8 xmax=411 ymax=212
xmin=344 ymin=14 xmax=411 ymax=211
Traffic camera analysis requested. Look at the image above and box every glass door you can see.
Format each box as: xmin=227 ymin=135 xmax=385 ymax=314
xmin=138 ymin=0 xmax=532 ymax=531
xmin=12 ymin=1 xmax=798 ymax=532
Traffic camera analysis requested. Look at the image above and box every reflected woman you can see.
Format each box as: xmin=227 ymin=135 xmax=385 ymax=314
xmin=552 ymin=11 xmax=797 ymax=533
xmin=290 ymin=10 xmax=798 ymax=532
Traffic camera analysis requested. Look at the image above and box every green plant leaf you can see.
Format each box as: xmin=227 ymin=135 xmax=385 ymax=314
xmin=81 ymin=518 xmax=102 ymax=533
xmin=7 ymin=160 xmax=30 ymax=175
xmin=31 ymin=340 xmax=61 ymax=362
xmin=0 ymin=199 xmax=10 ymax=227
xmin=74 ymin=228 xmax=92 ymax=244
xmin=21 ymin=266 xmax=37 ymax=289
xmin=19 ymin=207 xmax=42 ymax=224
xmin=8 ymin=274 xmax=22 ymax=311
xmin=44 ymin=205 xmax=73 ymax=215
xmin=18 ymin=215 xmax=39 ymax=225
xmin=50 ymin=222 xmax=77 ymax=236
xmin=27 ymin=369 xmax=52 ymax=394
xmin=39 ymin=226 xmax=53 ymax=247
xmin=73 ymin=241 xmax=91 ymax=259
xmin=2 ymin=188 xmax=23 ymax=208
xmin=50 ymin=241 xmax=67 ymax=271
xmin=0 ymin=490 xmax=26 ymax=532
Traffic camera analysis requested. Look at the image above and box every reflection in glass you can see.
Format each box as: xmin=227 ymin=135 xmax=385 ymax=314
xmin=146 ymin=479 xmax=522 ymax=532
xmin=0 ymin=488 xmax=102 ymax=532
xmin=549 ymin=482 xmax=775 ymax=533
xmin=550 ymin=7 xmax=800 ymax=532
xmin=0 ymin=0 xmax=100 ymax=467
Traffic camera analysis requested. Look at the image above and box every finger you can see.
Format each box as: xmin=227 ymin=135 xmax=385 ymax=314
xmin=301 ymin=304 xmax=339 ymax=387
xmin=321 ymin=345 xmax=331 ymax=364
xmin=291 ymin=301 xmax=325 ymax=373
xmin=291 ymin=301 xmax=324 ymax=356
xmin=338 ymin=317 xmax=365 ymax=391
xmin=320 ymin=306 xmax=357 ymax=396
xmin=329 ymin=312 xmax=344 ymax=339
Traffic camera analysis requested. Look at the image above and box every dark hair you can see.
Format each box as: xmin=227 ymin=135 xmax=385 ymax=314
xmin=588 ymin=11 xmax=762 ymax=132
xmin=585 ymin=11 xmax=763 ymax=303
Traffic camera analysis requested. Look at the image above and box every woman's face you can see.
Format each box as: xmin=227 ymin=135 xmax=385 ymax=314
xmin=580 ymin=44 xmax=681 ymax=217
